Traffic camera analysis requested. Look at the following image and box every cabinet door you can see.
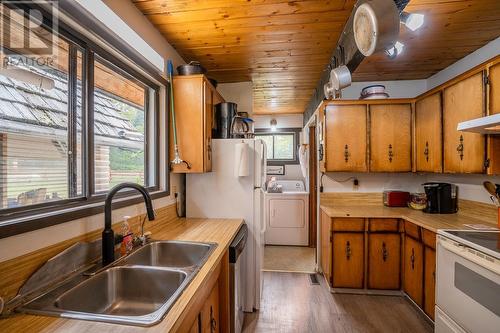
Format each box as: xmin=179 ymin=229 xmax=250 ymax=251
xmin=424 ymin=247 xmax=436 ymax=320
xmin=332 ymin=233 xmax=364 ymax=288
xmin=415 ymin=93 xmax=443 ymax=172
xmin=404 ymin=235 xmax=424 ymax=307
xmin=369 ymin=104 xmax=412 ymax=172
xmin=325 ymin=104 xmax=367 ymax=171
xmin=320 ymin=210 xmax=332 ymax=286
xmin=489 ymin=62 xmax=500 ymax=115
xmin=443 ymin=72 xmax=485 ymax=173
xmin=368 ymin=233 xmax=401 ymax=290
xmin=203 ymin=80 xmax=213 ymax=172
xmin=171 ymin=77 xmax=205 ymax=173
xmin=189 ymin=314 xmax=201 ymax=333
xmin=201 ymin=282 xmax=219 ymax=333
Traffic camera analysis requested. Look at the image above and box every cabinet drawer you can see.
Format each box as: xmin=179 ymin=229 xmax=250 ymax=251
xmin=422 ymin=229 xmax=437 ymax=249
xmin=404 ymin=220 xmax=421 ymax=240
xmin=369 ymin=218 xmax=399 ymax=232
xmin=332 ymin=218 xmax=365 ymax=232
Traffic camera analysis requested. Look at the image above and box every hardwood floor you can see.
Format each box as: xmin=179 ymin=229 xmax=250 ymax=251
xmin=243 ymin=272 xmax=433 ymax=333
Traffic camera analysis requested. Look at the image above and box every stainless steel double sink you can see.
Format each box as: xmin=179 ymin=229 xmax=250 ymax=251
xmin=19 ymin=240 xmax=216 ymax=326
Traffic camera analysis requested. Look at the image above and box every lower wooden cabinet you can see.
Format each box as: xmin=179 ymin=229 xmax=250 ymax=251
xmin=332 ymin=232 xmax=364 ymax=288
xmin=368 ymin=233 xmax=401 ymax=289
xmin=201 ymin=282 xmax=220 ymax=333
xmin=320 ymin=210 xmax=333 ymax=284
xmin=424 ymin=247 xmax=436 ymax=320
xmin=403 ymin=235 xmax=424 ymax=307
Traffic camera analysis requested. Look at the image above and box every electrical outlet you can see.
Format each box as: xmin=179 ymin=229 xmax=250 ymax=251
xmin=353 ymin=178 xmax=359 ymax=190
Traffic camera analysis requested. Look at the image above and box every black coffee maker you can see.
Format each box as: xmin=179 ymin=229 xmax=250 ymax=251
xmin=422 ymin=182 xmax=458 ymax=214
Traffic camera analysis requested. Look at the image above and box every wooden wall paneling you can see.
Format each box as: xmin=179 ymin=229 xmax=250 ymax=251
xmin=320 ymin=210 xmax=332 ymax=286
xmin=415 ymin=93 xmax=443 ymax=173
xmin=369 ymin=104 xmax=412 ymax=172
xmin=443 ymin=72 xmax=486 ymax=173
xmin=324 ymin=104 xmax=368 ymax=172
xmin=308 ymin=125 xmax=317 ymax=248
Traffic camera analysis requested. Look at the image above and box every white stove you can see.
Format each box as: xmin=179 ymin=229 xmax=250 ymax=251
xmin=436 ymin=230 xmax=500 ymax=333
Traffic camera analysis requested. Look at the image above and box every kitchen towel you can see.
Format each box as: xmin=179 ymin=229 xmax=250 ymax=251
xmin=234 ymin=142 xmax=249 ymax=177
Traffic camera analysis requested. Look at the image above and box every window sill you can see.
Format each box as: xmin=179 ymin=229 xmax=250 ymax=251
xmin=0 ymin=190 xmax=170 ymax=239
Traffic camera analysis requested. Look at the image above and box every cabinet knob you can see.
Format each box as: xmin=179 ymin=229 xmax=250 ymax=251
xmin=456 ymin=135 xmax=464 ymax=161
xmin=346 ymin=241 xmax=351 ymax=260
xmin=382 ymin=242 xmax=388 ymax=262
xmin=210 ymin=305 xmax=217 ymax=332
xmin=424 ymin=141 xmax=429 ymax=162
xmin=388 ymin=144 xmax=394 ymax=163
xmin=344 ymin=144 xmax=350 ymax=163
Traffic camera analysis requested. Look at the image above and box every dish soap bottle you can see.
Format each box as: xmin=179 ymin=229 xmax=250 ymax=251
xmin=120 ymin=216 xmax=133 ymax=256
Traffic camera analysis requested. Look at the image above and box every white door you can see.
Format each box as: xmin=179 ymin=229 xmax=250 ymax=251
xmin=265 ymin=195 xmax=309 ymax=246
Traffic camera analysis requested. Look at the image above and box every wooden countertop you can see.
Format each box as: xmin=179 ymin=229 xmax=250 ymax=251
xmin=0 ymin=217 xmax=243 ymax=333
xmin=320 ymin=204 xmax=498 ymax=233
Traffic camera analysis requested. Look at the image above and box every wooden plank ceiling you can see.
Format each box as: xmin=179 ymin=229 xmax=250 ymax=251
xmin=132 ymin=0 xmax=355 ymax=114
xmin=133 ymin=0 xmax=500 ymax=114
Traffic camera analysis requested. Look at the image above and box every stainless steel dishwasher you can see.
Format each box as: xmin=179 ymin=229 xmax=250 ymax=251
xmin=229 ymin=224 xmax=248 ymax=333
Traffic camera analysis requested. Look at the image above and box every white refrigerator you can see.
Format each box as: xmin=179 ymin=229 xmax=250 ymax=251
xmin=186 ymin=139 xmax=267 ymax=312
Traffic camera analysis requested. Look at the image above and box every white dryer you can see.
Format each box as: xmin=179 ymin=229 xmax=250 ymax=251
xmin=264 ymin=180 xmax=309 ymax=246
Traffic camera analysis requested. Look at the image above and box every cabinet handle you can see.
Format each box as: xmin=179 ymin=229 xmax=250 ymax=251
xmin=388 ymin=144 xmax=394 ymax=163
xmin=410 ymin=248 xmax=415 ymax=270
xmin=344 ymin=144 xmax=350 ymax=163
xmin=319 ymin=144 xmax=324 ymax=161
xmin=210 ymin=305 xmax=217 ymax=332
xmin=456 ymin=135 xmax=464 ymax=160
xmin=424 ymin=141 xmax=429 ymax=162
xmin=346 ymin=241 xmax=351 ymax=260
xmin=382 ymin=242 xmax=388 ymax=262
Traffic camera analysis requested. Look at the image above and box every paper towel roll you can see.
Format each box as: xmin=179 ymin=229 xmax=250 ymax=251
xmin=234 ymin=142 xmax=249 ymax=177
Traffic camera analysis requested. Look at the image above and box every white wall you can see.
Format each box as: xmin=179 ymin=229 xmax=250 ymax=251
xmin=0 ymin=0 xmax=186 ymax=262
xmin=341 ymin=80 xmax=427 ymax=99
xmin=254 ymin=114 xmax=303 ymax=129
xmin=218 ymin=82 xmax=253 ymax=114
xmin=322 ymin=173 xmax=500 ymax=204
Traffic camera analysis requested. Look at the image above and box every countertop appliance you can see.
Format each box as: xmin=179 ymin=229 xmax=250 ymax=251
xmin=214 ymin=102 xmax=237 ymax=139
xmin=383 ymin=190 xmax=410 ymax=207
xmin=186 ymin=139 xmax=267 ymax=312
xmin=423 ymin=182 xmax=458 ymax=214
xmin=436 ymin=230 xmax=500 ymax=333
xmin=229 ymin=224 xmax=248 ymax=333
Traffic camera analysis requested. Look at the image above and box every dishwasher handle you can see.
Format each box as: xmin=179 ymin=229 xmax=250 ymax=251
xmin=229 ymin=224 xmax=248 ymax=264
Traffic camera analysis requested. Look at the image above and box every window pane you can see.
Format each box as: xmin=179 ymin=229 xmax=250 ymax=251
xmin=0 ymin=17 xmax=82 ymax=209
xmin=273 ymin=134 xmax=294 ymax=160
xmin=93 ymin=58 xmax=146 ymax=192
xmin=259 ymin=135 xmax=274 ymax=160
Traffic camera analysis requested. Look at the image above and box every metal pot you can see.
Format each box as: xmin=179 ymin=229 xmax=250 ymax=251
xmin=177 ymin=61 xmax=207 ymax=76
xmin=330 ymin=65 xmax=352 ymax=90
xmin=353 ymin=0 xmax=400 ymax=57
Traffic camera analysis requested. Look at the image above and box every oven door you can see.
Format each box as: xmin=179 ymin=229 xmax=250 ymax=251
xmin=436 ymin=235 xmax=500 ymax=333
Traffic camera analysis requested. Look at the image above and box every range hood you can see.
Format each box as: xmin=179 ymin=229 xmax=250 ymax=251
xmin=457 ymin=113 xmax=500 ymax=134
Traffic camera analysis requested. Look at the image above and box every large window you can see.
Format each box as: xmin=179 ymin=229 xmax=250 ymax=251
xmin=0 ymin=3 xmax=165 ymax=229
xmin=256 ymin=129 xmax=299 ymax=164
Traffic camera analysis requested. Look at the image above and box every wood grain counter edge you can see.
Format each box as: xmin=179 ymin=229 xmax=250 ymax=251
xmin=0 ymin=217 xmax=244 ymax=333
xmin=320 ymin=204 xmax=498 ymax=233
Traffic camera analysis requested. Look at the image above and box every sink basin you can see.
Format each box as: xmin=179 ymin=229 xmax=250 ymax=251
xmin=120 ymin=240 xmax=213 ymax=268
xmin=19 ymin=240 xmax=217 ymax=326
xmin=55 ymin=266 xmax=186 ymax=317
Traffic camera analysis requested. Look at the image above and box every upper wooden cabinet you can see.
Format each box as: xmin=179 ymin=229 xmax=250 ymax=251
xmin=369 ymin=104 xmax=412 ymax=172
xmin=170 ymin=75 xmax=224 ymax=173
xmin=415 ymin=93 xmax=443 ymax=173
xmin=443 ymin=72 xmax=485 ymax=173
xmin=324 ymin=104 xmax=368 ymax=172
